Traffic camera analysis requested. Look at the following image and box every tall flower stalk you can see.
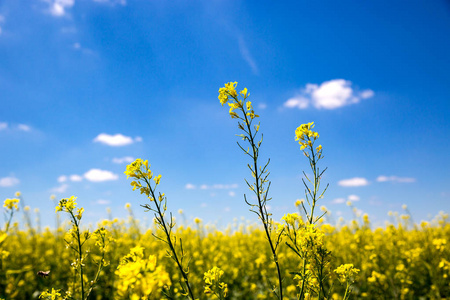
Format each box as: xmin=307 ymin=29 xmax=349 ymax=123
xmin=219 ymin=82 xmax=284 ymax=299
xmin=125 ymin=159 xmax=196 ymax=300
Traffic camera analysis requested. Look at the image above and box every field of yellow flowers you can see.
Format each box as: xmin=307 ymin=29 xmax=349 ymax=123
xmin=0 ymin=202 xmax=449 ymax=299
xmin=1 ymin=83 xmax=449 ymax=299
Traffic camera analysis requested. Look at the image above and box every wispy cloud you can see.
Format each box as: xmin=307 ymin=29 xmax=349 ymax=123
xmin=185 ymin=183 xmax=238 ymax=190
xmin=93 ymin=0 xmax=126 ymax=5
xmin=112 ymin=156 xmax=135 ymax=164
xmin=94 ymin=133 xmax=142 ymax=147
xmin=72 ymin=42 xmax=95 ymax=55
xmin=331 ymin=198 xmax=345 ymax=204
xmin=238 ymin=35 xmax=259 ymax=75
xmin=43 ymin=0 xmax=75 ymax=17
xmin=331 ymin=194 xmax=360 ymax=204
xmin=338 ymin=177 xmax=369 ymax=187
xmin=17 ymin=124 xmax=31 ymax=132
xmin=84 ymin=169 xmax=118 ymax=182
xmin=0 ymin=176 xmax=19 ymax=187
xmin=185 ymin=183 xmax=196 ymax=190
xmin=348 ymin=194 xmax=360 ymax=201
xmin=69 ymin=174 xmax=83 ymax=182
xmin=58 ymin=174 xmax=83 ymax=182
xmin=50 ymin=183 xmax=69 ymax=193
xmin=284 ymin=79 xmax=374 ymax=110
xmin=0 ymin=123 xmax=32 ymax=132
xmin=0 ymin=15 xmax=5 ymax=35
xmin=94 ymin=199 xmax=111 ymax=205
xmin=377 ymin=175 xmax=416 ymax=183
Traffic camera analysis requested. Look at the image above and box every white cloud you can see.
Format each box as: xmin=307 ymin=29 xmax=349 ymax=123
xmin=331 ymin=198 xmax=345 ymax=204
xmin=94 ymin=133 xmax=139 ymax=146
xmin=0 ymin=176 xmax=19 ymax=187
xmin=338 ymin=177 xmax=369 ymax=187
xmin=238 ymin=35 xmax=259 ymax=75
xmin=377 ymin=176 xmax=416 ymax=183
xmin=0 ymin=122 xmax=7 ymax=130
xmin=69 ymin=174 xmax=83 ymax=182
xmin=112 ymin=156 xmax=135 ymax=164
xmin=51 ymin=183 xmax=69 ymax=193
xmin=284 ymin=96 xmax=309 ymax=109
xmin=200 ymin=202 xmax=207 ymax=208
xmin=17 ymin=124 xmax=31 ymax=132
xmin=72 ymin=42 xmax=95 ymax=55
xmin=258 ymin=103 xmax=267 ymax=110
xmin=284 ymin=79 xmax=374 ymax=110
xmin=57 ymin=175 xmax=67 ymax=183
xmin=360 ymin=89 xmax=375 ymax=99
xmin=185 ymin=183 xmax=196 ymax=190
xmin=348 ymin=194 xmax=360 ymax=201
xmin=93 ymin=0 xmax=126 ymax=5
xmin=84 ymin=169 xmax=118 ymax=182
xmin=197 ymin=184 xmax=239 ymax=190
xmin=45 ymin=0 xmax=75 ymax=17
xmin=212 ymin=183 xmax=238 ymax=189
xmin=95 ymin=199 xmax=111 ymax=205
xmin=0 ymin=15 xmax=4 ymax=35
xmin=134 ymin=136 xmax=143 ymax=142
xmin=228 ymin=191 xmax=236 ymax=197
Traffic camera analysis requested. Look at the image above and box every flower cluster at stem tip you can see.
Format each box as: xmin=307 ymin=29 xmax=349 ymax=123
xmin=218 ymin=82 xmax=258 ymax=120
xmin=3 ymin=198 xmax=19 ymax=210
xmin=124 ymin=158 xmax=163 ymax=201
xmin=55 ymin=196 xmax=84 ymax=220
xmin=295 ymin=122 xmax=321 ymax=151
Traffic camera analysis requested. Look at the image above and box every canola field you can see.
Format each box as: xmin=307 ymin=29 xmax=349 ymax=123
xmin=0 ymin=203 xmax=449 ymax=299
xmin=1 ymin=83 xmax=449 ymax=299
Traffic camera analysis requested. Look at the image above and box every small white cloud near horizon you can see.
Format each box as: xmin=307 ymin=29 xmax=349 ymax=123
xmin=69 ymin=174 xmax=83 ymax=182
xmin=228 ymin=191 xmax=236 ymax=197
xmin=57 ymin=175 xmax=67 ymax=183
xmin=258 ymin=103 xmax=267 ymax=110
xmin=331 ymin=198 xmax=346 ymax=204
xmin=377 ymin=175 xmax=416 ymax=183
xmin=185 ymin=183 xmax=196 ymax=190
xmin=51 ymin=183 xmax=69 ymax=193
xmin=17 ymin=124 xmax=31 ymax=132
xmin=94 ymin=133 xmax=141 ymax=146
xmin=95 ymin=199 xmax=111 ymax=205
xmin=45 ymin=0 xmax=75 ymax=17
xmin=58 ymin=174 xmax=83 ymax=182
xmin=84 ymin=169 xmax=118 ymax=182
xmin=348 ymin=194 xmax=360 ymax=201
xmin=93 ymin=0 xmax=127 ymax=5
xmin=284 ymin=79 xmax=374 ymax=110
xmin=0 ymin=176 xmax=20 ymax=187
xmin=338 ymin=177 xmax=369 ymax=187
xmin=0 ymin=122 xmax=7 ymax=130
xmin=194 ymin=183 xmax=239 ymax=190
xmin=112 ymin=156 xmax=135 ymax=164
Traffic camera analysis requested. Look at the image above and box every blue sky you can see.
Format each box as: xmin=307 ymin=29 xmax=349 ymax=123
xmin=1 ymin=0 xmax=449 ymax=228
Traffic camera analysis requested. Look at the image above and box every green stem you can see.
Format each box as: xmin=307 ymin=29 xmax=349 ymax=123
xmin=142 ymin=176 xmax=196 ymax=300
xmin=241 ymin=104 xmax=283 ymax=300
xmin=69 ymin=212 xmax=85 ymax=300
